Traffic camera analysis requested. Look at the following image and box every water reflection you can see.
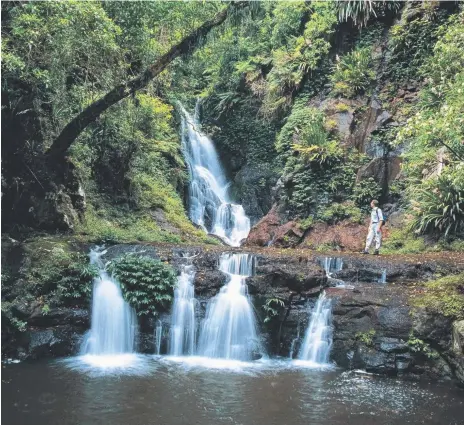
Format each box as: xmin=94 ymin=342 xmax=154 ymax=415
xmin=2 ymin=358 xmax=463 ymax=425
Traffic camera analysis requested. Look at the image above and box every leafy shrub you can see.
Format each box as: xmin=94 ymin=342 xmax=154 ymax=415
xmin=412 ymin=273 xmax=464 ymax=320
xmin=407 ymin=334 xmax=439 ymax=359
xmin=355 ymin=329 xmax=376 ymax=346
xmin=275 ymin=106 xmax=328 ymax=156
xmin=410 ymin=167 xmax=464 ymax=238
xmin=318 ymin=201 xmax=363 ymax=225
xmin=26 ymin=244 xmax=98 ymax=303
xmin=351 ymin=178 xmax=382 ymax=211
xmin=382 ymin=228 xmax=427 ymax=254
xmin=55 ymin=259 xmax=99 ymax=303
xmin=337 ymin=0 xmax=401 ymax=27
xmin=109 ymin=254 xmax=177 ymax=316
xmin=334 ymin=102 xmax=350 ymax=113
xmin=331 ymin=48 xmax=375 ymax=98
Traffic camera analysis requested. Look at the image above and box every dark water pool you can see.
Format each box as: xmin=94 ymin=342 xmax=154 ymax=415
xmin=2 ymin=355 xmax=463 ymax=425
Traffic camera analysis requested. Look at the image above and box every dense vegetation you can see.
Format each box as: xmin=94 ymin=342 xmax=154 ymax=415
xmin=2 ymin=1 xmax=463 ymax=248
xmin=109 ymin=254 xmax=177 ymax=316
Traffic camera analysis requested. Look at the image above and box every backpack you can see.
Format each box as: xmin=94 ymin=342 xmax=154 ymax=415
xmin=376 ymin=208 xmax=387 ymax=226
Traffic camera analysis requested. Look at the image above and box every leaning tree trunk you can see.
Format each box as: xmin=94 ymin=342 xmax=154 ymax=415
xmin=46 ymin=2 xmax=244 ymax=161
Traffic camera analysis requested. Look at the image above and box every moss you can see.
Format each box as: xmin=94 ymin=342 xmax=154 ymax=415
xmin=382 ymin=228 xmax=428 ymax=254
xmin=334 ymin=102 xmax=350 ymax=113
xmin=411 ymin=273 xmax=464 ymax=320
xmin=76 ymin=205 xmax=219 ymax=245
xmin=355 ymin=329 xmax=376 ymax=346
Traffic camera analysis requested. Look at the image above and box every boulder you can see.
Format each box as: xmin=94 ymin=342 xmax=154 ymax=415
xmin=356 ymin=156 xmax=402 ymax=186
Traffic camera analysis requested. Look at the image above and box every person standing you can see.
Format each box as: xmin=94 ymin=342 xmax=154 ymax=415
xmin=362 ymin=199 xmax=384 ymax=255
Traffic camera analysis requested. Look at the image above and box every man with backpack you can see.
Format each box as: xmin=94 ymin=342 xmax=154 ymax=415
xmin=362 ymin=199 xmax=385 ymax=255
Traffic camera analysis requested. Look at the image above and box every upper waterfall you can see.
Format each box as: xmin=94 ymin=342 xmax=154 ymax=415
xmin=180 ymin=101 xmax=250 ymax=247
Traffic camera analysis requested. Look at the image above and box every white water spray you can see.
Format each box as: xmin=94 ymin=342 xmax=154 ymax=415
xmin=180 ymin=102 xmax=250 ymax=247
xmin=298 ymin=292 xmax=332 ymax=364
xmin=169 ymin=265 xmax=197 ymax=356
xmin=198 ymin=253 xmax=260 ymax=361
xmin=81 ymin=249 xmax=137 ymax=356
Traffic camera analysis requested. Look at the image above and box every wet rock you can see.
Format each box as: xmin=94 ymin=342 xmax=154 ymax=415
xmin=26 ymin=327 xmax=84 ymax=359
xmin=28 ymin=308 xmax=89 ymax=328
xmin=234 ymin=163 xmax=278 ymax=225
xmin=100 ymin=244 xmax=159 ymax=263
xmin=452 ymin=320 xmax=464 ymax=354
xmin=378 ymin=337 xmax=408 ymax=353
xmin=245 ymin=204 xmax=286 ymax=247
xmin=356 ymin=156 xmax=402 ymax=187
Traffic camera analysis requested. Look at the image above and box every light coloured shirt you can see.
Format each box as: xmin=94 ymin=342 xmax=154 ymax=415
xmin=371 ymin=207 xmax=384 ymax=224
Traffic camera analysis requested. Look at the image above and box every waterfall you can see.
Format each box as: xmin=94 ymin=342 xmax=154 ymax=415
xmin=198 ymin=253 xmax=260 ymax=361
xmin=169 ymin=265 xmax=196 ymax=356
xmin=298 ymin=292 xmax=332 ymax=364
xmin=81 ymin=249 xmax=137 ymax=356
xmin=180 ymin=101 xmax=250 ymax=247
xmin=155 ymin=320 xmax=163 ymax=355
xmin=320 ymin=257 xmax=343 ymax=278
xmin=378 ymin=269 xmax=387 ymax=284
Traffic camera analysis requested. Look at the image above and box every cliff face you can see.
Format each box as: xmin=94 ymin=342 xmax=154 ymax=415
xmin=3 ymin=240 xmax=463 ymax=386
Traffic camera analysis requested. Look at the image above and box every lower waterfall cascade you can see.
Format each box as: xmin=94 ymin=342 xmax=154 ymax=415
xmin=298 ymin=291 xmax=333 ymax=365
xmin=197 ymin=253 xmax=261 ymax=361
xmin=80 ymin=249 xmax=137 ymax=357
xmin=169 ymin=265 xmax=197 ymax=356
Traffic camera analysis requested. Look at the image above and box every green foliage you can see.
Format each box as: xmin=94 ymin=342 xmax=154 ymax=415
xmin=412 ymin=273 xmax=464 ymax=320
xmin=331 ymin=48 xmax=375 ymax=98
xmin=3 ymin=1 xmax=125 ymax=147
xmin=407 ymin=334 xmax=439 ymax=359
xmin=337 ymin=0 xmax=401 ymax=28
xmin=318 ymin=201 xmax=363 ymax=225
xmin=262 ymin=2 xmax=337 ymax=117
xmin=334 ymin=102 xmax=350 ymax=113
xmin=396 ymin=12 xmax=464 ymax=179
xmin=355 ymin=329 xmax=376 ymax=346
xmin=276 ymin=106 xmax=328 ymax=156
xmin=262 ymin=297 xmax=286 ymax=323
xmin=386 ymin=5 xmax=450 ymax=82
xmin=109 ymin=254 xmax=177 ymax=316
xmin=1 ymin=303 xmax=27 ymax=333
xmin=410 ymin=167 xmax=464 ymax=239
xmin=382 ymin=228 xmax=428 ymax=254
xmin=26 ymin=243 xmax=98 ymax=303
xmin=76 ymin=206 xmax=218 ymax=245
xmin=352 ymin=178 xmax=382 ymax=211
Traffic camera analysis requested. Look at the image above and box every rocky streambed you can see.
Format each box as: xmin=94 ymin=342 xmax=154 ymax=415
xmin=2 ymin=241 xmax=464 ymax=386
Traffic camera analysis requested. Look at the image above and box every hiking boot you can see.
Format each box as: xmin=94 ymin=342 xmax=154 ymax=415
xmin=361 ymin=250 xmax=369 ymax=254
xmin=374 ymin=250 xmax=379 ymax=255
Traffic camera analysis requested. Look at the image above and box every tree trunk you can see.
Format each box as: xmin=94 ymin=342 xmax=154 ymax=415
xmin=46 ymin=3 xmax=242 ymax=160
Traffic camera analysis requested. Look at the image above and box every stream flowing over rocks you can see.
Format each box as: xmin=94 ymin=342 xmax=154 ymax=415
xmin=3 ymin=242 xmax=464 ymax=387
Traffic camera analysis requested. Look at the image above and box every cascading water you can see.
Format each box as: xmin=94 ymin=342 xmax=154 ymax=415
xmin=81 ymin=249 xmax=137 ymax=357
xmin=298 ymin=292 xmax=333 ymax=365
xmin=169 ymin=265 xmax=197 ymax=356
xmin=321 ymin=257 xmax=344 ymax=278
xmin=155 ymin=320 xmax=163 ymax=355
xmin=198 ymin=253 xmax=260 ymax=361
xmin=180 ymin=102 xmax=250 ymax=247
